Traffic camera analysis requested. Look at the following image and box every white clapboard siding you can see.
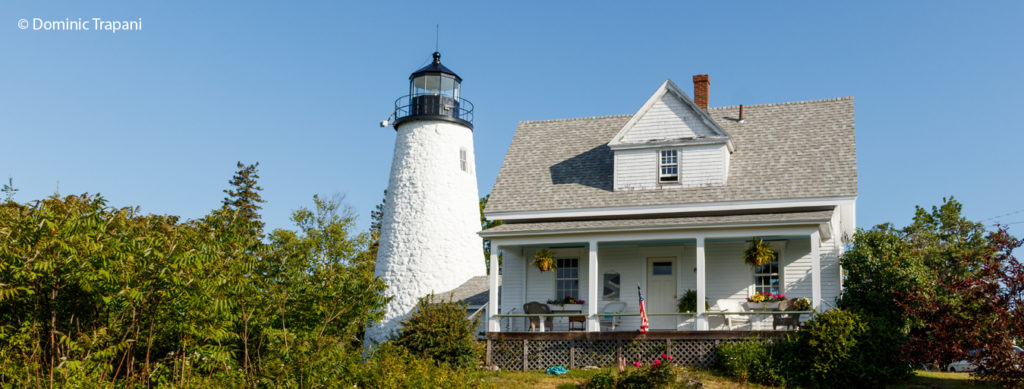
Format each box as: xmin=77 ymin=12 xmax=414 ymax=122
xmin=680 ymin=144 xmax=728 ymax=187
xmin=614 ymin=145 xmax=729 ymax=191
xmin=499 ymin=247 xmax=527 ymax=331
xmin=820 ymin=236 xmax=841 ymax=309
xmin=614 ymin=150 xmax=658 ymax=190
xmin=619 ymin=93 xmax=714 ymax=143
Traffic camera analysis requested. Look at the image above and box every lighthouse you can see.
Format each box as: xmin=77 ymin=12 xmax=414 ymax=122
xmin=365 ymin=52 xmax=486 ymax=344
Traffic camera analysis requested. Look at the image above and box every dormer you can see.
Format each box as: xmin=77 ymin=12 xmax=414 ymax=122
xmin=609 ymin=77 xmax=734 ymax=191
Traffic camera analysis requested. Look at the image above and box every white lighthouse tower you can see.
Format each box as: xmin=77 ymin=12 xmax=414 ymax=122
xmin=366 ymin=52 xmax=486 ymax=344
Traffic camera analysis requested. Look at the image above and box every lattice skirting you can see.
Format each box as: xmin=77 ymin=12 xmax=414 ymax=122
xmin=485 ymin=332 xmax=781 ymax=371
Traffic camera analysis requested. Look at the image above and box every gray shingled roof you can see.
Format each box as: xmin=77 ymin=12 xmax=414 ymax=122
xmin=429 ymin=276 xmax=496 ymax=306
xmin=484 ymin=98 xmax=856 ymax=215
xmin=480 ymin=209 xmax=834 ymax=237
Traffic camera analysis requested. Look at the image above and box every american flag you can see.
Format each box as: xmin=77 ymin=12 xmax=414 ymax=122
xmin=637 ymin=284 xmax=649 ymax=333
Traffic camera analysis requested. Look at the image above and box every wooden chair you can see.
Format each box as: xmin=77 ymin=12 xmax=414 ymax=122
xmin=773 ymin=298 xmax=801 ymax=330
xmin=599 ymin=302 xmax=627 ymax=331
xmin=716 ymin=300 xmax=750 ymax=330
xmin=523 ymin=302 xmax=553 ymax=332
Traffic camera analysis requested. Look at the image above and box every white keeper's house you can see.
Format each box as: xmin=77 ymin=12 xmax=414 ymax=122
xmin=480 ymin=76 xmax=856 ymax=333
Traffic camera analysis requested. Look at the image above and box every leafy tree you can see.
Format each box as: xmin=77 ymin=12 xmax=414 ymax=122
xmin=479 ymin=194 xmax=502 ymax=273
xmin=840 ymin=196 xmax=1019 ymax=382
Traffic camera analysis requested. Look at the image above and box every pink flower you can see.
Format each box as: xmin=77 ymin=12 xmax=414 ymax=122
xmin=634 ymin=361 xmax=641 ymax=367
xmin=655 ymin=360 xmax=662 ymax=365
xmin=661 ymin=353 xmax=667 ymax=359
xmin=667 ymin=355 xmax=673 ymax=361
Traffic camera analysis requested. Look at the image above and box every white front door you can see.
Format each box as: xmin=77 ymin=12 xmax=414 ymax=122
xmin=646 ymin=257 xmax=677 ymax=330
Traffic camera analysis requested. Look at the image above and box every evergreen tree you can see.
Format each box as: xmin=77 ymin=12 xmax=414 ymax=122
xmin=222 ymin=161 xmax=265 ymax=235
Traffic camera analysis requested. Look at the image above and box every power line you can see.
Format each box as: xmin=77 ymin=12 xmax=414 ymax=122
xmin=981 ymin=208 xmax=1024 ymax=222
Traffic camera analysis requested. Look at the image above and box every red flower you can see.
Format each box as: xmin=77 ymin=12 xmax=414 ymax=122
xmin=655 ymin=360 xmax=662 ymax=365
xmin=661 ymin=353 xmax=667 ymax=359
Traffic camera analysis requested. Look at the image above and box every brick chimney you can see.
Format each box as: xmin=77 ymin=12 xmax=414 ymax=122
xmin=692 ymin=74 xmax=710 ymax=110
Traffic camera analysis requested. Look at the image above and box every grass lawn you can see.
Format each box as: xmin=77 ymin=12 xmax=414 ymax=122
xmin=472 ymin=369 xmax=992 ymax=388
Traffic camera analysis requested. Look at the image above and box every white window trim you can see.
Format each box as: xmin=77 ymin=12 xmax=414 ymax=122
xmin=659 ymin=149 xmax=679 ymax=184
xmin=554 ymin=256 xmax=581 ymax=300
xmin=459 ymin=148 xmax=469 ymax=173
xmin=749 ymin=243 xmax=786 ymax=296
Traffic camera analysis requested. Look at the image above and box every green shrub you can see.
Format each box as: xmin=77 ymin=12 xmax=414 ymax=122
xmin=716 ymin=339 xmax=788 ymax=386
xmin=788 ymin=308 xmax=866 ymax=386
xmin=716 ymin=309 xmax=909 ymax=387
xmin=356 ymin=343 xmax=481 ymax=388
xmin=676 ymin=290 xmax=711 ymax=313
xmin=585 ymin=370 xmax=616 ymax=389
xmin=394 ymin=294 xmax=483 ymax=368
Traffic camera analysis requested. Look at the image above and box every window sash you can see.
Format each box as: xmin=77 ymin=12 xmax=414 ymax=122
xmin=659 ymin=150 xmax=678 ymax=182
xmin=753 ymin=256 xmax=780 ymax=295
xmin=555 ymin=258 xmax=580 ymax=300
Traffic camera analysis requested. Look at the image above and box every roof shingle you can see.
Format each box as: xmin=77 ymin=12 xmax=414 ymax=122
xmin=484 ymin=97 xmax=856 ymax=215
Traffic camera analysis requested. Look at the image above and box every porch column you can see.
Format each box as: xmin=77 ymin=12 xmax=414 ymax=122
xmin=587 ymin=240 xmax=599 ymax=332
xmin=695 ymin=237 xmax=708 ymax=330
xmin=810 ymin=230 xmax=821 ymax=309
xmin=488 ymin=244 xmax=500 ymax=332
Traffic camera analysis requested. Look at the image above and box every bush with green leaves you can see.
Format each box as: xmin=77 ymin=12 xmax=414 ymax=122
xmin=715 ymin=339 xmax=788 ymax=387
xmin=394 ymin=294 xmax=483 ymax=368
xmin=354 ymin=343 xmax=482 ymax=388
xmin=0 ymin=163 xmax=389 ymax=387
xmin=676 ymin=289 xmax=710 ymax=313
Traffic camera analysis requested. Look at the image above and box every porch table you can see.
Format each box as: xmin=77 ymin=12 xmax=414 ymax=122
xmin=549 ymin=309 xmax=585 ymax=331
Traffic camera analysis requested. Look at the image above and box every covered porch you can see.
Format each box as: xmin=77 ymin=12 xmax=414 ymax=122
xmin=482 ymin=211 xmax=841 ymax=333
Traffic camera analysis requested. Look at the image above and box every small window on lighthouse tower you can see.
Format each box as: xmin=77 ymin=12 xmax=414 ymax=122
xmin=460 ymin=148 xmax=468 ymax=172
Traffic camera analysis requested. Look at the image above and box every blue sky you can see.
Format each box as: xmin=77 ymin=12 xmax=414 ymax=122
xmin=2 ymin=1 xmax=1022 ymax=237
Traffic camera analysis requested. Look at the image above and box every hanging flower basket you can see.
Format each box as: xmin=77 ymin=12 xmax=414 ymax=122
xmin=533 ymin=249 xmax=556 ymax=272
xmin=744 ymin=237 xmax=776 ymax=267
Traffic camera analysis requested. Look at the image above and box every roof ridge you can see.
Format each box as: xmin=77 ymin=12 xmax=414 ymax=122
xmin=709 ymin=96 xmax=853 ymax=110
xmin=519 ymin=114 xmax=632 ymax=125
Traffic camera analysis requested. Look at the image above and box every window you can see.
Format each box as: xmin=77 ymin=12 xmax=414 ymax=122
xmin=603 ymin=272 xmax=620 ymax=300
xmin=753 ymin=252 xmax=780 ymax=295
xmin=459 ymin=148 xmax=468 ymax=172
xmin=659 ymin=150 xmax=678 ymax=183
xmin=555 ymin=258 xmax=580 ymax=300
xmin=652 ymin=261 xmax=673 ymax=275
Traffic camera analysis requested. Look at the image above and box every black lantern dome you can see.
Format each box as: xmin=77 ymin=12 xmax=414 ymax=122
xmin=392 ymin=52 xmax=474 ymax=129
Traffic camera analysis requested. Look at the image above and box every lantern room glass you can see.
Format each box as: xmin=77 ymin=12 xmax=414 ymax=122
xmin=410 ymin=74 xmax=460 ymax=100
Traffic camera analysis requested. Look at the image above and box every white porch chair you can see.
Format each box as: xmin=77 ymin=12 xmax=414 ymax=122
xmin=715 ymin=300 xmax=750 ymax=330
xmin=599 ymin=302 xmax=627 ymax=331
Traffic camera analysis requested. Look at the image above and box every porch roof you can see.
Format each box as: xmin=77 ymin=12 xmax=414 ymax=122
xmin=479 ymin=209 xmax=833 ymax=238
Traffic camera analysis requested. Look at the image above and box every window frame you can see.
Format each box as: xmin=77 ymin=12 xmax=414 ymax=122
xmin=659 ymin=149 xmax=679 ymax=183
xmin=752 ymin=250 xmax=781 ymax=296
xmin=459 ymin=148 xmax=468 ymax=172
xmin=554 ymin=257 xmax=580 ymax=301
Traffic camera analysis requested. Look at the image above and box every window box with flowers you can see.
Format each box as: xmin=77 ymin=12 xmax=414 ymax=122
xmin=547 ymin=296 xmax=585 ymax=311
xmin=744 ymin=291 xmax=786 ymax=310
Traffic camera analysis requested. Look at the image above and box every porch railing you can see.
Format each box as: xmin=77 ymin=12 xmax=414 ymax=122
xmin=493 ymin=311 xmax=814 ymax=332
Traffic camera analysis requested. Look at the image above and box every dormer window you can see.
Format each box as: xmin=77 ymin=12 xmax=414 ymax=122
xmin=659 ymin=150 xmax=679 ymax=183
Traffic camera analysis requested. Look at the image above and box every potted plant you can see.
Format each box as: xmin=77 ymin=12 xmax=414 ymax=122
xmin=677 ymin=289 xmax=710 ymax=313
xmin=547 ymin=296 xmax=584 ymax=310
xmin=744 ymin=237 xmax=776 ymax=267
xmin=745 ymin=291 xmax=786 ymax=310
xmin=792 ymin=297 xmax=811 ymax=311
xmin=533 ymin=249 xmax=556 ymax=271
